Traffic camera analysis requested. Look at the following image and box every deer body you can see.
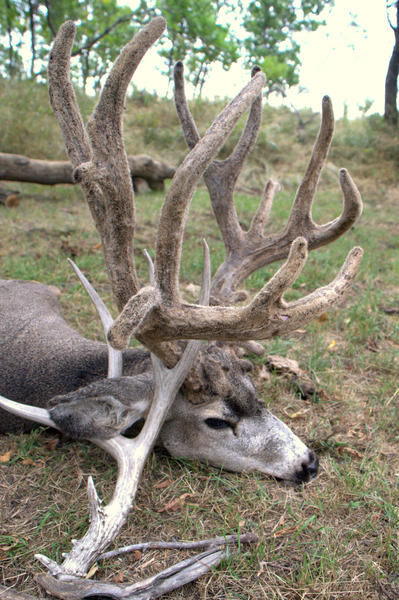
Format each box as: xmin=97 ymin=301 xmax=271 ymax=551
xmin=0 ymin=279 xmax=150 ymax=433
xmin=0 ymin=278 xmax=316 ymax=482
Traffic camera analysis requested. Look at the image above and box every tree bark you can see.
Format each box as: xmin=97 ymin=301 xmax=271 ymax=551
xmin=384 ymin=3 xmax=399 ymax=124
xmin=0 ymin=152 xmax=175 ymax=191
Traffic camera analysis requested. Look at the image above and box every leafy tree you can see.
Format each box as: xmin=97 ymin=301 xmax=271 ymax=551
xmin=138 ymin=0 xmax=239 ymax=95
xmin=0 ymin=0 xmax=26 ymax=77
xmin=385 ymin=0 xmax=399 ymax=124
xmin=0 ymin=0 xmax=334 ymax=95
xmin=0 ymin=0 xmax=137 ymax=89
xmin=242 ymin=0 xmax=334 ymax=94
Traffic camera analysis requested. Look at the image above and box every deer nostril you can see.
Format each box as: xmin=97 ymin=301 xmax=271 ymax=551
xmin=296 ymin=450 xmax=319 ymax=483
xmin=307 ymin=451 xmax=319 ymax=479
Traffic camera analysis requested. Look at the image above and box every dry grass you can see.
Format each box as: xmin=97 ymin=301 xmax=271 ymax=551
xmin=0 ymin=82 xmax=398 ymax=599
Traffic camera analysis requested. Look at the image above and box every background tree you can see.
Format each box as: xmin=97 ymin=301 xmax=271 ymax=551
xmin=385 ymin=0 xmax=399 ymax=125
xmin=0 ymin=0 xmax=335 ymax=95
xmin=141 ymin=0 xmax=239 ymax=95
xmin=242 ymin=0 xmax=334 ymax=94
xmin=0 ymin=0 xmax=137 ymax=89
xmin=0 ymin=0 xmax=26 ymax=78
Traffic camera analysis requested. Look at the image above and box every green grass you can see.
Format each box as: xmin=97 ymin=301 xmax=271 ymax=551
xmin=0 ymin=79 xmax=399 ymax=599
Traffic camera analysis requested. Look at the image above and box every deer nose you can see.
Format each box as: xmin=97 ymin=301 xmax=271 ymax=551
xmin=295 ymin=450 xmax=319 ymax=483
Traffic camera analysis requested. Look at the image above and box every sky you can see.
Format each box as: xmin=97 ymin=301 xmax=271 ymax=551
xmin=121 ymin=0 xmax=394 ymax=119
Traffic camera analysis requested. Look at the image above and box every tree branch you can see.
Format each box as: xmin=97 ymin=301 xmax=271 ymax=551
xmin=71 ymin=15 xmax=133 ymax=57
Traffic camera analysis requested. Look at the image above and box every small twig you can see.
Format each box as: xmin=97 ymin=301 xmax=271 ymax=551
xmin=0 ymin=585 xmax=39 ymax=600
xmin=381 ymin=306 xmax=399 ymax=314
xmin=99 ymin=532 xmax=258 ymax=560
xmin=377 ymin=579 xmax=399 ymax=600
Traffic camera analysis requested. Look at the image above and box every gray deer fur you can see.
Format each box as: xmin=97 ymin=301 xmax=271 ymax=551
xmin=0 ymin=278 xmax=318 ymax=483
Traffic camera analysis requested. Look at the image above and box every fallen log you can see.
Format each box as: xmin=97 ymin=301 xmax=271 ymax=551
xmin=0 ymin=152 xmax=175 ymax=192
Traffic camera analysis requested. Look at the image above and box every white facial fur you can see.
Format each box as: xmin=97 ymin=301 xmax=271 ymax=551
xmin=161 ymin=395 xmax=317 ymax=483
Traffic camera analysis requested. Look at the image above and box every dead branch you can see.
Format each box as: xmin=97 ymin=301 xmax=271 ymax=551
xmin=0 ymin=152 xmax=175 ymax=191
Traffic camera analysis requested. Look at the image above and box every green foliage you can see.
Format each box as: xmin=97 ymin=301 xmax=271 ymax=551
xmin=0 ymin=0 xmax=138 ymax=89
xmin=140 ymin=0 xmax=239 ymax=94
xmin=242 ymin=0 xmax=334 ymax=91
xmin=0 ymin=0 xmax=26 ymax=77
xmin=0 ymin=0 xmax=336 ymax=96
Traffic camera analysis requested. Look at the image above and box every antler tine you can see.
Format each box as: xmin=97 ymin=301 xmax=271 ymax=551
xmin=249 ymin=179 xmax=280 ymax=237
xmin=68 ymin=259 xmax=122 ymax=378
xmin=155 ymin=71 xmax=266 ymax=303
xmin=0 ymin=395 xmax=57 ymax=429
xmin=88 ymin=17 xmax=166 ymax=156
xmin=315 ymin=168 xmax=363 ymax=240
xmin=173 ymin=61 xmax=201 ymax=149
xmin=251 ymin=236 xmax=308 ymax=306
xmin=227 ymin=66 xmax=264 ymax=167
xmin=287 ymin=95 xmax=334 ymax=226
xmin=48 ymin=21 xmax=91 ymax=167
xmin=174 ymin=62 xmax=263 ymax=252
xmin=143 ymin=249 xmax=155 ymax=285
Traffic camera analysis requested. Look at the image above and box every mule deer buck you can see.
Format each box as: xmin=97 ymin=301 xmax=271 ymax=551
xmin=0 ymin=16 xmax=363 ymax=598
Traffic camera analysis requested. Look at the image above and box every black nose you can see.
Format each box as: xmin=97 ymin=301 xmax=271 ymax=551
xmin=295 ymin=450 xmax=319 ymax=483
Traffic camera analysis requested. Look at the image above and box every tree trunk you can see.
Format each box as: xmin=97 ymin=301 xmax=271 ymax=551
xmin=385 ymin=3 xmax=399 ymax=125
xmin=28 ymin=0 xmax=37 ymax=78
xmin=384 ymin=44 xmax=399 ymax=124
xmin=0 ymin=152 xmax=175 ymax=191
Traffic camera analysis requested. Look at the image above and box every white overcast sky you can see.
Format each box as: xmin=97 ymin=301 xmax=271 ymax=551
xmin=121 ymin=0 xmax=393 ymax=119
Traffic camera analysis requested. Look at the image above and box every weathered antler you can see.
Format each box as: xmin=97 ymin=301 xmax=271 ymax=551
xmin=174 ymin=63 xmax=363 ymax=303
xmin=0 ymin=240 xmax=211 ymax=583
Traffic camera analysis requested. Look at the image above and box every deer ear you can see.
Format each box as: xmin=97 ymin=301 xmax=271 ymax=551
xmin=203 ymin=357 xmax=232 ymax=397
xmin=239 ymin=359 xmax=253 ymax=372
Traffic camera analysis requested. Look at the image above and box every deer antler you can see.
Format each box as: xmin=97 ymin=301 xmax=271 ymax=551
xmin=3 ymin=240 xmax=210 ymax=583
xmin=109 ymin=237 xmax=362 ymax=351
xmin=106 ymin=64 xmax=363 ymax=352
xmin=174 ymin=63 xmax=363 ymax=304
xmin=48 ymin=17 xmax=166 ymax=310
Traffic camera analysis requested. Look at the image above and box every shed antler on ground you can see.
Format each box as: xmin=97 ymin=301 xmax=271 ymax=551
xmin=0 ymin=15 xmax=363 ymax=599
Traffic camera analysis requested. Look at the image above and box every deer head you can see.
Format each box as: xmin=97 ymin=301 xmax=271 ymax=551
xmin=0 ymin=16 xmax=363 ymax=595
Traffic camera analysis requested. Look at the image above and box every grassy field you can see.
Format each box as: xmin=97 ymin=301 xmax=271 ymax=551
xmin=0 ymin=77 xmax=398 ymax=599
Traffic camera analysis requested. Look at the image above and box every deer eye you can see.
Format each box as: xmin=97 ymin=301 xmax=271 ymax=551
xmin=204 ymin=418 xmax=232 ymax=430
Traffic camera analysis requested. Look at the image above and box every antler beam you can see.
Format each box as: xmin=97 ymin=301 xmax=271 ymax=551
xmin=109 ymin=237 xmax=363 ymax=351
xmin=48 ymin=17 xmax=166 ymax=310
